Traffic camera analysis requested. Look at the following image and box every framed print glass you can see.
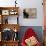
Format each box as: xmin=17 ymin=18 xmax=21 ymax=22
xmin=23 ymin=8 xmax=37 ymax=19
xmin=2 ymin=10 xmax=9 ymax=15
xmin=9 ymin=9 xmax=18 ymax=15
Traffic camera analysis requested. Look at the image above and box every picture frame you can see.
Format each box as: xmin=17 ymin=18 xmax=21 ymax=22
xmin=23 ymin=8 xmax=37 ymax=19
xmin=2 ymin=10 xmax=9 ymax=15
xmin=9 ymin=10 xmax=18 ymax=15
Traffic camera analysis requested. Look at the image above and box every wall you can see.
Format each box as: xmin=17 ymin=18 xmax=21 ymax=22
xmin=18 ymin=0 xmax=44 ymax=26
xmin=0 ymin=0 xmax=15 ymax=7
xmin=0 ymin=0 xmax=44 ymax=26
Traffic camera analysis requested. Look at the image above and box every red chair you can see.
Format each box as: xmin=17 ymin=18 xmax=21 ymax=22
xmin=21 ymin=28 xmax=41 ymax=46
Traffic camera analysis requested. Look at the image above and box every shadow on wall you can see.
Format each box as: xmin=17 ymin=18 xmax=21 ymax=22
xmin=18 ymin=26 xmax=43 ymax=44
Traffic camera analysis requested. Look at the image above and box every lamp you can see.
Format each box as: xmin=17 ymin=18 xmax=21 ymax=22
xmin=15 ymin=0 xmax=17 ymax=7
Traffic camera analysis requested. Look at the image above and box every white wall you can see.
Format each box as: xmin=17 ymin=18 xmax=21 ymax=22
xmin=0 ymin=0 xmax=15 ymax=7
xmin=0 ymin=0 xmax=43 ymax=26
xmin=18 ymin=0 xmax=44 ymax=26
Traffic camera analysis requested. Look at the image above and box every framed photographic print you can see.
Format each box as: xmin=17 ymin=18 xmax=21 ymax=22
xmin=9 ymin=10 xmax=18 ymax=15
xmin=10 ymin=11 xmax=17 ymax=15
xmin=2 ymin=10 xmax=9 ymax=15
xmin=23 ymin=8 xmax=37 ymax=18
